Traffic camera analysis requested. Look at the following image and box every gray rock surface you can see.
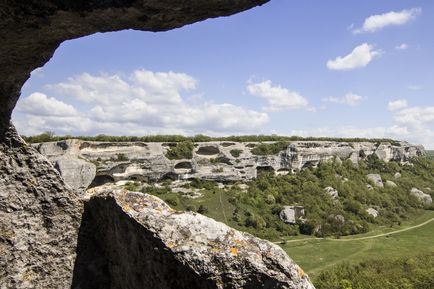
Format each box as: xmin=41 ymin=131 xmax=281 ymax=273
xmin=366 ymin=208 xmax=379 ymax=218
xmin=0 ymin=126 xmax=82 ymax=288
xmin=54 ymin=156 xmax=96 ymax=191
xmin=324 ymin=186 xmax=339 ymax=199
xmin=385 ymin=180 xmax=397 ymax=188
xmin=279 ymin=206 xmax=305 ymax=224
xmin=34 ymin=140 xmax=425 ymax=191
xmin=410 ymin=188 xmax=433 ymax=205
xmin=73 ymin=185 xmax=315 ymax=289
xmin=367 ymin=174 xmax=384 ymax=188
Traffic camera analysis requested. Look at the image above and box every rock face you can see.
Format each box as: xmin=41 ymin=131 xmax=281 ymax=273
xmin=366 ymin=208 xmax=379 ymax=218
xmin=324 ymin=186 xmax=339 ymax=199
xmin=0 ymin=126 xmax=82 ymax=288
xmin=34 ymin=139 xmax=425 ymax=190
xmin=73 ymin=185 xmax=315 ymax=289
xmin=410 ymin=188 xmax=433 ymax=205
xmin=366 ymin=174 xmax=384 ymax=188
xmin=279 ymin=206 xmax=305 ymax=224
xmin=0 ymin=1 xmax=273 ymax=288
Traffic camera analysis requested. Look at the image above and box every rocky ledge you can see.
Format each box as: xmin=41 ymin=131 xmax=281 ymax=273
xmin=33 ymin=139 xmax=425 ymax=191
xmin=73 ymin=185 xmax=315 ymax=289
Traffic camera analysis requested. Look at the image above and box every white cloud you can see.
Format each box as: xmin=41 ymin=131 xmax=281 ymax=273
xmin=407 ymin=85 xmax=422 ymax=90
xmin=395 ymin=43 xmax=409 ymax=50
xmin=16 ymin=92 xmax=78 ymax=117
xmin=388 ymin=99 xmax=408 ymax=111
xmin=246 ymin=80 xmax=308 ymax=111
xmin=353 ymin=8 xmax=421 ymax=34
xmin=14 ymin=70 xmax=269 ymax=136
xmin=327 ymin=43 xmax=381 ymax=71
xmin=394 ymin=106 xmax=434 ymax=127
xmin=322 ymin=93 xmax=364 ymax=107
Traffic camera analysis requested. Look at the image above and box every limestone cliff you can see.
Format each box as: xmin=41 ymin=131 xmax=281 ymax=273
xmin=33 ymin=139 xmax=425 ymax=191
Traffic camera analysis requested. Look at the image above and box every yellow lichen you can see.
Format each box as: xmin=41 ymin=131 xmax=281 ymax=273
xmin=298 ymin=267 xmax=305 ymax=278
xmin=230 ymin=247 xmax=238 ymax=256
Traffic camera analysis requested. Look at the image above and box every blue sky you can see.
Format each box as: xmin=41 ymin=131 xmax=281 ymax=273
xmin=13 ymin=0 xmax=434 ymax=148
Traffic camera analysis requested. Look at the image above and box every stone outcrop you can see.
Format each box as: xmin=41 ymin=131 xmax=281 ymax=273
xmin=0 ymin=126 xmax=82 ymax=288
xmin=366 ymin=174 xmax=384 ymax=188
xmin=366 ymin=208 xmax=379 ymax=218
xmin=73 ymin=185 xmax=315 ymax=289
xmin=410 ymin=188 xmax=433 ymax=205
xmin=34 ymin=139 xmax=425 ymax=190
xmin=385 ymin=180 xmax=397 ymax=188
xmin=324 ymin=186 xmax=339 ymax=199
xmin=279 ymin=206 xmax=305 ymax=224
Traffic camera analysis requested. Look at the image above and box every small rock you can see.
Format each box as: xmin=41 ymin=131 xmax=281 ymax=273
xmin=394 ymin=172 xmax=402 ymax=179
xmin=385 ymin=180 xmax=397 ymax=188
xmin=410 ymin=188 xmax=433 ymax=205
xmin=324 ymin=186 xmax=339 ymax=199
xmin=366 ymin=208 xmax=379 ymax=218
xmin=280 ymin=206 xmax=305 ymax=224
xmin=366 ymin=174 xmax=384 ymax=188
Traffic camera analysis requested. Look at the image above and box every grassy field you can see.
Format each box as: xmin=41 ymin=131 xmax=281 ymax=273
xmin=281 ymin=210 xmax=434 ymax=278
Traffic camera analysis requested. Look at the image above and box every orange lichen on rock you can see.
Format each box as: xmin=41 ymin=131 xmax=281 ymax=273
xmin=297 ymin=266 xmax=305 ymax=278
xmin=230 ymin=247 xmax=238 ymax=256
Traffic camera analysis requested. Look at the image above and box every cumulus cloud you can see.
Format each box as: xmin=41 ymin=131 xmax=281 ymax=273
xmin=327 ymin=43 xmax=381 ymax=71
xmin=322 ymin=93 xmax=364 ymax=107
xmin=388 ymin=99 xmax=408 ymax=111
xmin=395 ymin=43 xmax=409 ymax=50
xmin=247 ymin=80 xmax=308 ymax=111
xmin=16 ymin=92 xmax=78 ymax=116
xmin=14 ymin=69 xmax=269 ymax=136
xmin=353 ymin=8 xmax=421 ymax=34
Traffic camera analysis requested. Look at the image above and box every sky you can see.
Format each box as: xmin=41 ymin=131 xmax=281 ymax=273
xmin=13 ymin=0 xmax=434 ymax=148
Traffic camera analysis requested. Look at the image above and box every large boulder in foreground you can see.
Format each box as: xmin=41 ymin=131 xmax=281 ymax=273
xmin=73 ymin=185 xmax=315 ymax=289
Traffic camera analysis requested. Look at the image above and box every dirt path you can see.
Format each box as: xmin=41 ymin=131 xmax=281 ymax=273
xmin=219 ymin=190 xmax=228 ymax=223
xmin=274 ymin=217 xmax=434 ymax=244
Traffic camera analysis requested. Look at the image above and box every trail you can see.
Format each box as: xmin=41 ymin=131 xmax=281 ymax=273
xmin=274 ymin=217 xmax=434 ymax=244
xmin=219 ymin=190 xmax=228 ymax=223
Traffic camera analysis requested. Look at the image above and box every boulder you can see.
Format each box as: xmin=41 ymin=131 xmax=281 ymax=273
xmin=385 ymin=180 xmax=397 ymax=188
xmin=410 ymin=188 xmax=433 ymax=205
xmin=324 ymin=186 xmax=339 ymax=199
xmin=366 ymin=208 xmax=379 ymax=218
xmin=74 ymin=186 xmax=315 ymax=289
xmin=394 ymin=172 xmax=402 ymax=179
xmin=366 ymin=174 xmax=384 ymax=188
xmin=280 ymin=206 xmax=305 ymax=224
xmin=54 ymin=155 xmax=96 ymax=191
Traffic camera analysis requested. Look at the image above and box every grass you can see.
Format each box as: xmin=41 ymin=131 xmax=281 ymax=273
xmin=281 ymin=210 xmax=434 ymax=278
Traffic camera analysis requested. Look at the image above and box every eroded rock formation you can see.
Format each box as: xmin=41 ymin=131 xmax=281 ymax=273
xmin=73 ymin=185 xmax=314 ymax=289
xmin=33 ymin=139 xmax=425 ymax=191
xmin=1 ymin=1 xmax=282 ymax=288
xmin=0 ymin=126 xmax=82 ymax=288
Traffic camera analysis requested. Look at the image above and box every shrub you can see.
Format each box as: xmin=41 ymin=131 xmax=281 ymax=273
xmin=230 ymin=149 xmax=243 ymax=158
xmin=124 ymin=182 xmax=139 ymax=192
xmin=165 ymin=140 xmax=194 ymax=160
xmin=251 ymin=141 xmax=289 ymax=155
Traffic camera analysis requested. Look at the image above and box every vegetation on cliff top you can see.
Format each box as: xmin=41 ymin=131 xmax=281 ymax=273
xmin=22 ymin=131 xmax=403 ymax=146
